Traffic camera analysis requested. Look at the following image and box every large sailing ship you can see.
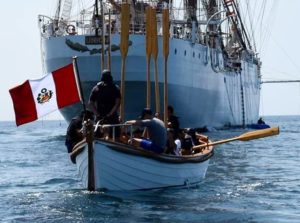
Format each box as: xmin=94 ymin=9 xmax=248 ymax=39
xmin=38 ymin=0 xmax=261 ymax=128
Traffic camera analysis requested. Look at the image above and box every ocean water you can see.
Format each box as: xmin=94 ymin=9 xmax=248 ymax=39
xmin=0 ymin=116 xmax=299 ymax=223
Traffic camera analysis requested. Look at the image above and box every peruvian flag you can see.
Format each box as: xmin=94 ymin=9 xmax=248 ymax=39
xmin=9 ymin=63 xmax=81 ymax=126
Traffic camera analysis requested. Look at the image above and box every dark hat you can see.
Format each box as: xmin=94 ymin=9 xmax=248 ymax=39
xmin=167 ymin=105 xmax=174 ymax=113
xmin=139 ymin=108 xmax=153 ymax=119
xmin=101 ymin=69 xmax=113 ymax=83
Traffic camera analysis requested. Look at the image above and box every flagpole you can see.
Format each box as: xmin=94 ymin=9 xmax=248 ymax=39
xmin=72 ymin=56 xmax=86 ymax=112
xmin=73 ymin=56 xmax=95 ymax=191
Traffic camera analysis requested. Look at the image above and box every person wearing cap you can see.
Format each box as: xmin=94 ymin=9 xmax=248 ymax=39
xmin=125 ymin=108 xmax=167 ymax=154
xmin=88 ymin=69 xmax=121 ymax=132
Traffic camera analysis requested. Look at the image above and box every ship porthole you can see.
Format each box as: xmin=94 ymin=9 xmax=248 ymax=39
xmin=198 ymin=53 xmax=201 ymax=59
xmin=184 ymin=50 xmax=186 ymax=56
xmin=193 ymin=52 xmax=195 ymax=58
xmin=174 ymin=48 xmax=177 ymax=55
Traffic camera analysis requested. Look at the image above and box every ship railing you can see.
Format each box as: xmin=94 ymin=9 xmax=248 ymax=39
xmin=38 ymin=14 xmax=148 ymax=37
xmin=94 ymin=122 xmax=134 ymax=142
xmin=39 ymin=14 xmax=213 ymax=44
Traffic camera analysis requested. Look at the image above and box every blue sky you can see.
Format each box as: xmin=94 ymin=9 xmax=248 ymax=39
xmin=1 ymin=0 xmax=300 ymax=122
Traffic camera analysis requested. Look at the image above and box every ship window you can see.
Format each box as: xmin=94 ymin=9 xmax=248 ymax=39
xmin=193 ymin=52 xmax=195 ymax=57
xmin=184 ymin=50 xmax=186 ymax=56
xmin=198 ymin=53 xmax=201 ymax=59
xmin=175 ymin=48 xmax=177 ymax=54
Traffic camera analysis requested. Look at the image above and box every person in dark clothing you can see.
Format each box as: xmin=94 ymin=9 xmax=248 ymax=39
xmin=166 ymin=128 xmax=182 ymax=155
xmin=88 ymin=69 xmax=121 ymax=137
xmin=65 ymin=110 xmax=94 ymax=153
xmin=257 ymin=117 xmax=265 ymax=125
xmin=167 ymin=105 xmax=180 ymax=134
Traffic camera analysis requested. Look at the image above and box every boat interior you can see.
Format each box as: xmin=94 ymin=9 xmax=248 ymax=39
xmin=70 ymin=121 xmax=214 ymax=164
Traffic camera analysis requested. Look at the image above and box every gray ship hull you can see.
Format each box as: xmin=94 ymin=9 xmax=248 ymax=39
xmin=42 ymin=34 xmax=260 ymax=128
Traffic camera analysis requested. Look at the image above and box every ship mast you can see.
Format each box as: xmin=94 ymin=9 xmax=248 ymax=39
xmin=54 ymin=0 xmax=73 ymax=21
xmin=95 ymin=0 xmax=100 ymax=36
xmin=221 ymin=0 xmax=252 ymax=50
xmin=185 ymin=0 xmax=197 ymax=21
xmin=54 ymin=0 xmax=62 ymax=22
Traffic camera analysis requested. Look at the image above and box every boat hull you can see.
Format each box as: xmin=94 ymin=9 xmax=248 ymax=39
xmin=75 ymin=140 xmax=212 ymax=190
xmin=42 ymin=34 xmax=261 ymax=128
xmin=249 ymin=124 xmax=270 ymax=129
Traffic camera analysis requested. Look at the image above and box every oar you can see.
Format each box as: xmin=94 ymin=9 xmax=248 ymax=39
xmin=193 ymin=127 xmax=280 ymax=150
xmin=162 ymin=7 xmax=169 ymax=126
xmin=119 ymin=3 xmax=130 ymax=122
xmin=100 ymin=0 xmax=105 ymax=69
xmin=145 ymin=6 xmax=152 ymax=108
xmin=107 ymin=9 xmax=112 ymax=70
xmin=151 ymin=6 xmax=160 ymax=116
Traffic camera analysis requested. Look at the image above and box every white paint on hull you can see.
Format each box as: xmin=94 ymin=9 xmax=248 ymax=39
xmin=75 ymin=141 xmax=210 ymax=191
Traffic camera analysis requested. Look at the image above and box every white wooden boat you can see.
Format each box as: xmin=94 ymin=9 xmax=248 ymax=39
xmin=70 ymin=122 xmax=213 ymax=191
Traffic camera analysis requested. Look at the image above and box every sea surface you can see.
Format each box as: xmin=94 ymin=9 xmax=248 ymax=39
xmin=0 ymin=116 xmax=299 ymax=223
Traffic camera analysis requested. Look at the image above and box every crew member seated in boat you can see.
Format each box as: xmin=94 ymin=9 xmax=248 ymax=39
xmin=126 ymin=108 xmax=167 ymax=154
xmin=181 ymin=128 xmax=209 ymax=155
xmin=166 ymin=128 xmax=182 ymax=156
xmin=88 ymin=69 xmax=121 ymax=137
xmin=257 ymin=117 xmax=266 ymax=125
xmin=65 ymin=110 xmax=94 ymax=153
xmin=167 ymin=105 xmax=180 ymax=135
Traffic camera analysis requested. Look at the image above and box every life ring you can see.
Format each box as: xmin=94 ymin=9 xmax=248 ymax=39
xmin=66 ymin=25 xmax=76 ymax=35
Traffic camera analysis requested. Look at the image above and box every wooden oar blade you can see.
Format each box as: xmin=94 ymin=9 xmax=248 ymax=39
xmin=151 ymin=7 xmax=158 ymax=59
xmin=193 ymin=126 xmax=280 ymax=151
xmin=237 ymin=127 xmax=280 ymax=141
xmin=145 ymin=6 xmax=152 ymax=57
xmin=120 ymin=3 xmax=130 ymax=58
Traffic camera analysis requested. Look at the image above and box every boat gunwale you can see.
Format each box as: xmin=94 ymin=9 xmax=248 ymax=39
xmin=71 ymin=137 xmax=214 ymax=164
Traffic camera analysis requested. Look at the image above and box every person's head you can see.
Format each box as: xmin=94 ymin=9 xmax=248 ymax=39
xmin=85 ymin=110 xmax=94 ymax=120
xmin=139 ymin=108 xmax=153 ymax=119
xmin=167 ymin=128 xmax=179 ymax=140
xmin=80 ymin=110 xmax=94 ymax=120
xmin=168 ymin=105 xmax=174 ymax=116
xmin=187 ymin=128 xmax=196 ymax=138
xmin=101 ymin=69 xmax=113 ymax=84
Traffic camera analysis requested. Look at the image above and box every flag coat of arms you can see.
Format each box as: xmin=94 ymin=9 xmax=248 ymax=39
xmin=9 ymin=63 xmax=81 ymax=126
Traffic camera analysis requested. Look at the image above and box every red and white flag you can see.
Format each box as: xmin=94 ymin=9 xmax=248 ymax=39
xmin=9 ymin=63 xmax=81 ymax=126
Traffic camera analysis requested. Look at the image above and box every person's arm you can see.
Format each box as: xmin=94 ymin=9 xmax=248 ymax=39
xmin=125 ymin=119 xmax=143 ymax=125
xmin=107 ymin=98 xmax=120 ymax=117
xmin=88 ymin=86 xmax=99 ymax=117
xmin=88 ymin=100 xmax=99 ymax=117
